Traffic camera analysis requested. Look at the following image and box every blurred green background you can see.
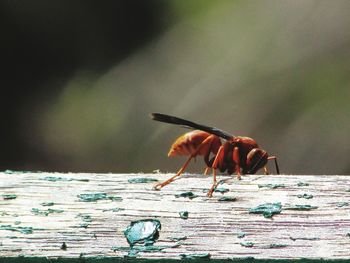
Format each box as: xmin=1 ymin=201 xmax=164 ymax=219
xmin=1 ymin=0 xmax=350 ymax=175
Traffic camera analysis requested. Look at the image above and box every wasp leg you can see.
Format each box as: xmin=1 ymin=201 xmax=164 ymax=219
xmin=264 ymin=166 xmax=269 ymax=175
xmin=154 ymin=135 xmax=216 ymax=190
xmin=153 ymin=155 xmax=193 ymax=190
xmin=207 ymin=145 xmax=225 ymax=197
xmin=267 ymin=156 xmax=280 ymax=174
xmin=204 ymin=167 xmax=211 ymax=175
xmin=207 ymin=168 xmax=218 ymax=198
xmin=232 ymin=146 xmax=241 ymax=180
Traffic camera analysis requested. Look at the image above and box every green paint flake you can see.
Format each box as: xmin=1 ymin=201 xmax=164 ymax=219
xmin=203 ymin=187 xmax=229 ymax=193
xmin=61 ymin=242 xmax=67 ymax=250
xmin=337 ymin=202 xmax=349 ymax=207
xmin=179 ymin=211 xmax=189 ymax=219
xmin=79 ymin=223 xmax=89 ymax=228
xmin=175 ymin=192 xmax=198 ymax=199
xmin=40 ymin=176 xmax=89 ymax=182
xmin=3 ymin=170 xmax=14 ymax=174
xmin=102 ymin=208 xmax=125 ymax=212
xmin=2 ymin=194 xmax=17 ymax=200
xmin=76 ymin=179 xmax=89 ymax=182
xmin=180 ymin=253 xmax=211 ymax=259
xmin=40 ymin=202 xmax=54 ymax=206
xmin=79 ymin=193 xmax=112 ymax=201
xmin=240 ymin=242 xmax=254 ymax=247
xmin=116 ymin=219 xmax=176 ymax=257
xmin=107 ymin=195 xmax=123 ymax=201
xmin=31 ymin=208 xmax=64 ymax=216
xmin=215 ymin=187 xmax=229 ymax=193
xmin=0 ymin=225 xmax=35 ymax=234
xmin=297 ymin=193 xmax=313 ymax=199
xmin=237 ymin=232 xmax=246 ymax=238
xmin=77 ymin=213 xmax=92 ymax=222
xmin=268 ymin=243 xmax=288 ymax=248
xmin=76 ymin=213 xmax=92 ymax=228
xmin=249 ymin=202 xmax=282 ymax=218
xmin=77 ymin=193 xmax=122 ymax=202
xmin=128 ymin=178 xmax=158 ymax=183
xmin=218 ymin=196 xmax=237 ymax=202
xmin=258 ymin=184 xmax=285 ymax=189
xmin=297 ymin=182 xmax=310 ymax=187
xmin=40 ymin=176 xmax=72 ymax=182
xmin=290 ymin=236 xmax=320 ymax=241
xmin=3 ymin=170 xmax=33 ymax=174
xmin=124 ymin=219 xmax=161 ymax=246
xmin=285 ymin=205 xmax=318 ymax=211
xmin=168 ymin=236 xmax=187 ymax=242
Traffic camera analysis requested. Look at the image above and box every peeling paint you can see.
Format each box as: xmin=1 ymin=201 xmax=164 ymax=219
xmin=168 ymin=236 xmax=187 ymax=242
xmin=290 ymin=236 xmax=320 ymax=241
xmin=336 ymin=202 xmax=349 ymax=207
xmin=267 ymin=244 xmax=288 ymax=248
xmin=102 ymin=208 xmax=125 ymax=212
xmin=258 ymin=184 xmax=285 ymax=189
xmin=2 ymin=194 xmax=17 ymax=200
xmin=215 ymin=187 xmax=229 ymax=193
xmin=249 ymin=203 xmax=282 ymax=218
xmin=40 ymin=176 xmax=89 ymax=182
xmin=77 ymin=193 xmax=122 ymax=202
xmin=0 ymin=225 xmax=36 ymax=234
xmin=180 ymin=253 xmax=211 ymax=259
xmin=40 ymin=202 xmax=54 ymax=206
xmin=237 ymin=232 xmax=246 ymax=238
xmin=179 ymin=211 xmax=189 ymax=219
xmin=31 ymin=208 xmax=64 ymax=216
xmin=297 ymin=194 xmax=313 ymax=199
xmin=240 ymin=242 xmax=254 ymax=247
xmin=285 ymin=205 xmax=318 ymax=211
xmin=175 ymin=192 xmax=198 ymax=199
xmin=124 ymin=219 xmax=161 ymax=246
xmin=218 ymin=196 xmax=236 ymax=202
xmin=128 ymin=178 xmax=158 ymax=183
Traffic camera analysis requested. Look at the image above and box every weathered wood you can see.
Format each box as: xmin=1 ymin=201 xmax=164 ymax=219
xmin=1 ymin=172 xmax=350 ymax=260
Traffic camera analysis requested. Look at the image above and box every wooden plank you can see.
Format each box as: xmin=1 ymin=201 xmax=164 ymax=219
xmin=1 ymin=171 xmax=350 ymax=260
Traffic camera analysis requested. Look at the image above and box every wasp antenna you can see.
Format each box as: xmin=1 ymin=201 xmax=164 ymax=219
xmin=151 ymin=113 xmax=193 ymax=126
xmin=150 ymin=113 xmax=181 ymax=124
xmin=150 ymin=113 xmax=234 ymax=141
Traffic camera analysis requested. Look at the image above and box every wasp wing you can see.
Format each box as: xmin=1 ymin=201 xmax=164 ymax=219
xmin=150 ymin=113 xmax=234 ymax=140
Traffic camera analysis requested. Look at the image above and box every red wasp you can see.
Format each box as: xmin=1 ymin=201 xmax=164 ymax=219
xmin=151 ymin=113 xmax=280 ymax=197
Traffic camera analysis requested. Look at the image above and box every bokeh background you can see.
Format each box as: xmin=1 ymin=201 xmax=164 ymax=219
xmin=1 ymin=0 xmax=350 ymax=175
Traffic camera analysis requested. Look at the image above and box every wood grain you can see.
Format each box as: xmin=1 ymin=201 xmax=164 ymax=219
xmin=1 ymin=172 xmax=350 ymax=260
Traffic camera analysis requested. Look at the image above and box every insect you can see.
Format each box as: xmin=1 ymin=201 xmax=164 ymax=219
xmin=150 ymin=113 xmax=280 ymax=197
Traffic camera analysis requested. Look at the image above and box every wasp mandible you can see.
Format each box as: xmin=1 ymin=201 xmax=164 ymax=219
xmin=150 ymin=113 xmax=280 ymax=197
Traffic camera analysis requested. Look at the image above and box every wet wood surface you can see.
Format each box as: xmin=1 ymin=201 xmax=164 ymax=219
xmin=1 ymin=171 xmax=350 ymax=260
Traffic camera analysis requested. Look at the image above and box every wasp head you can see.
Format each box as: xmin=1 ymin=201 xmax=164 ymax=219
xmin=245 ymin=148 xmax=268 ymax=174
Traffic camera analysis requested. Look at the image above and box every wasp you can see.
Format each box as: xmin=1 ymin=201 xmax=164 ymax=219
xmin=150 ymin=113 xmax=280 ymax=197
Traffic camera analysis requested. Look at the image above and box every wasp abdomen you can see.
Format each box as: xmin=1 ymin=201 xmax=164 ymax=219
xmin=168 ymin=130 xmax=221 ymax=157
